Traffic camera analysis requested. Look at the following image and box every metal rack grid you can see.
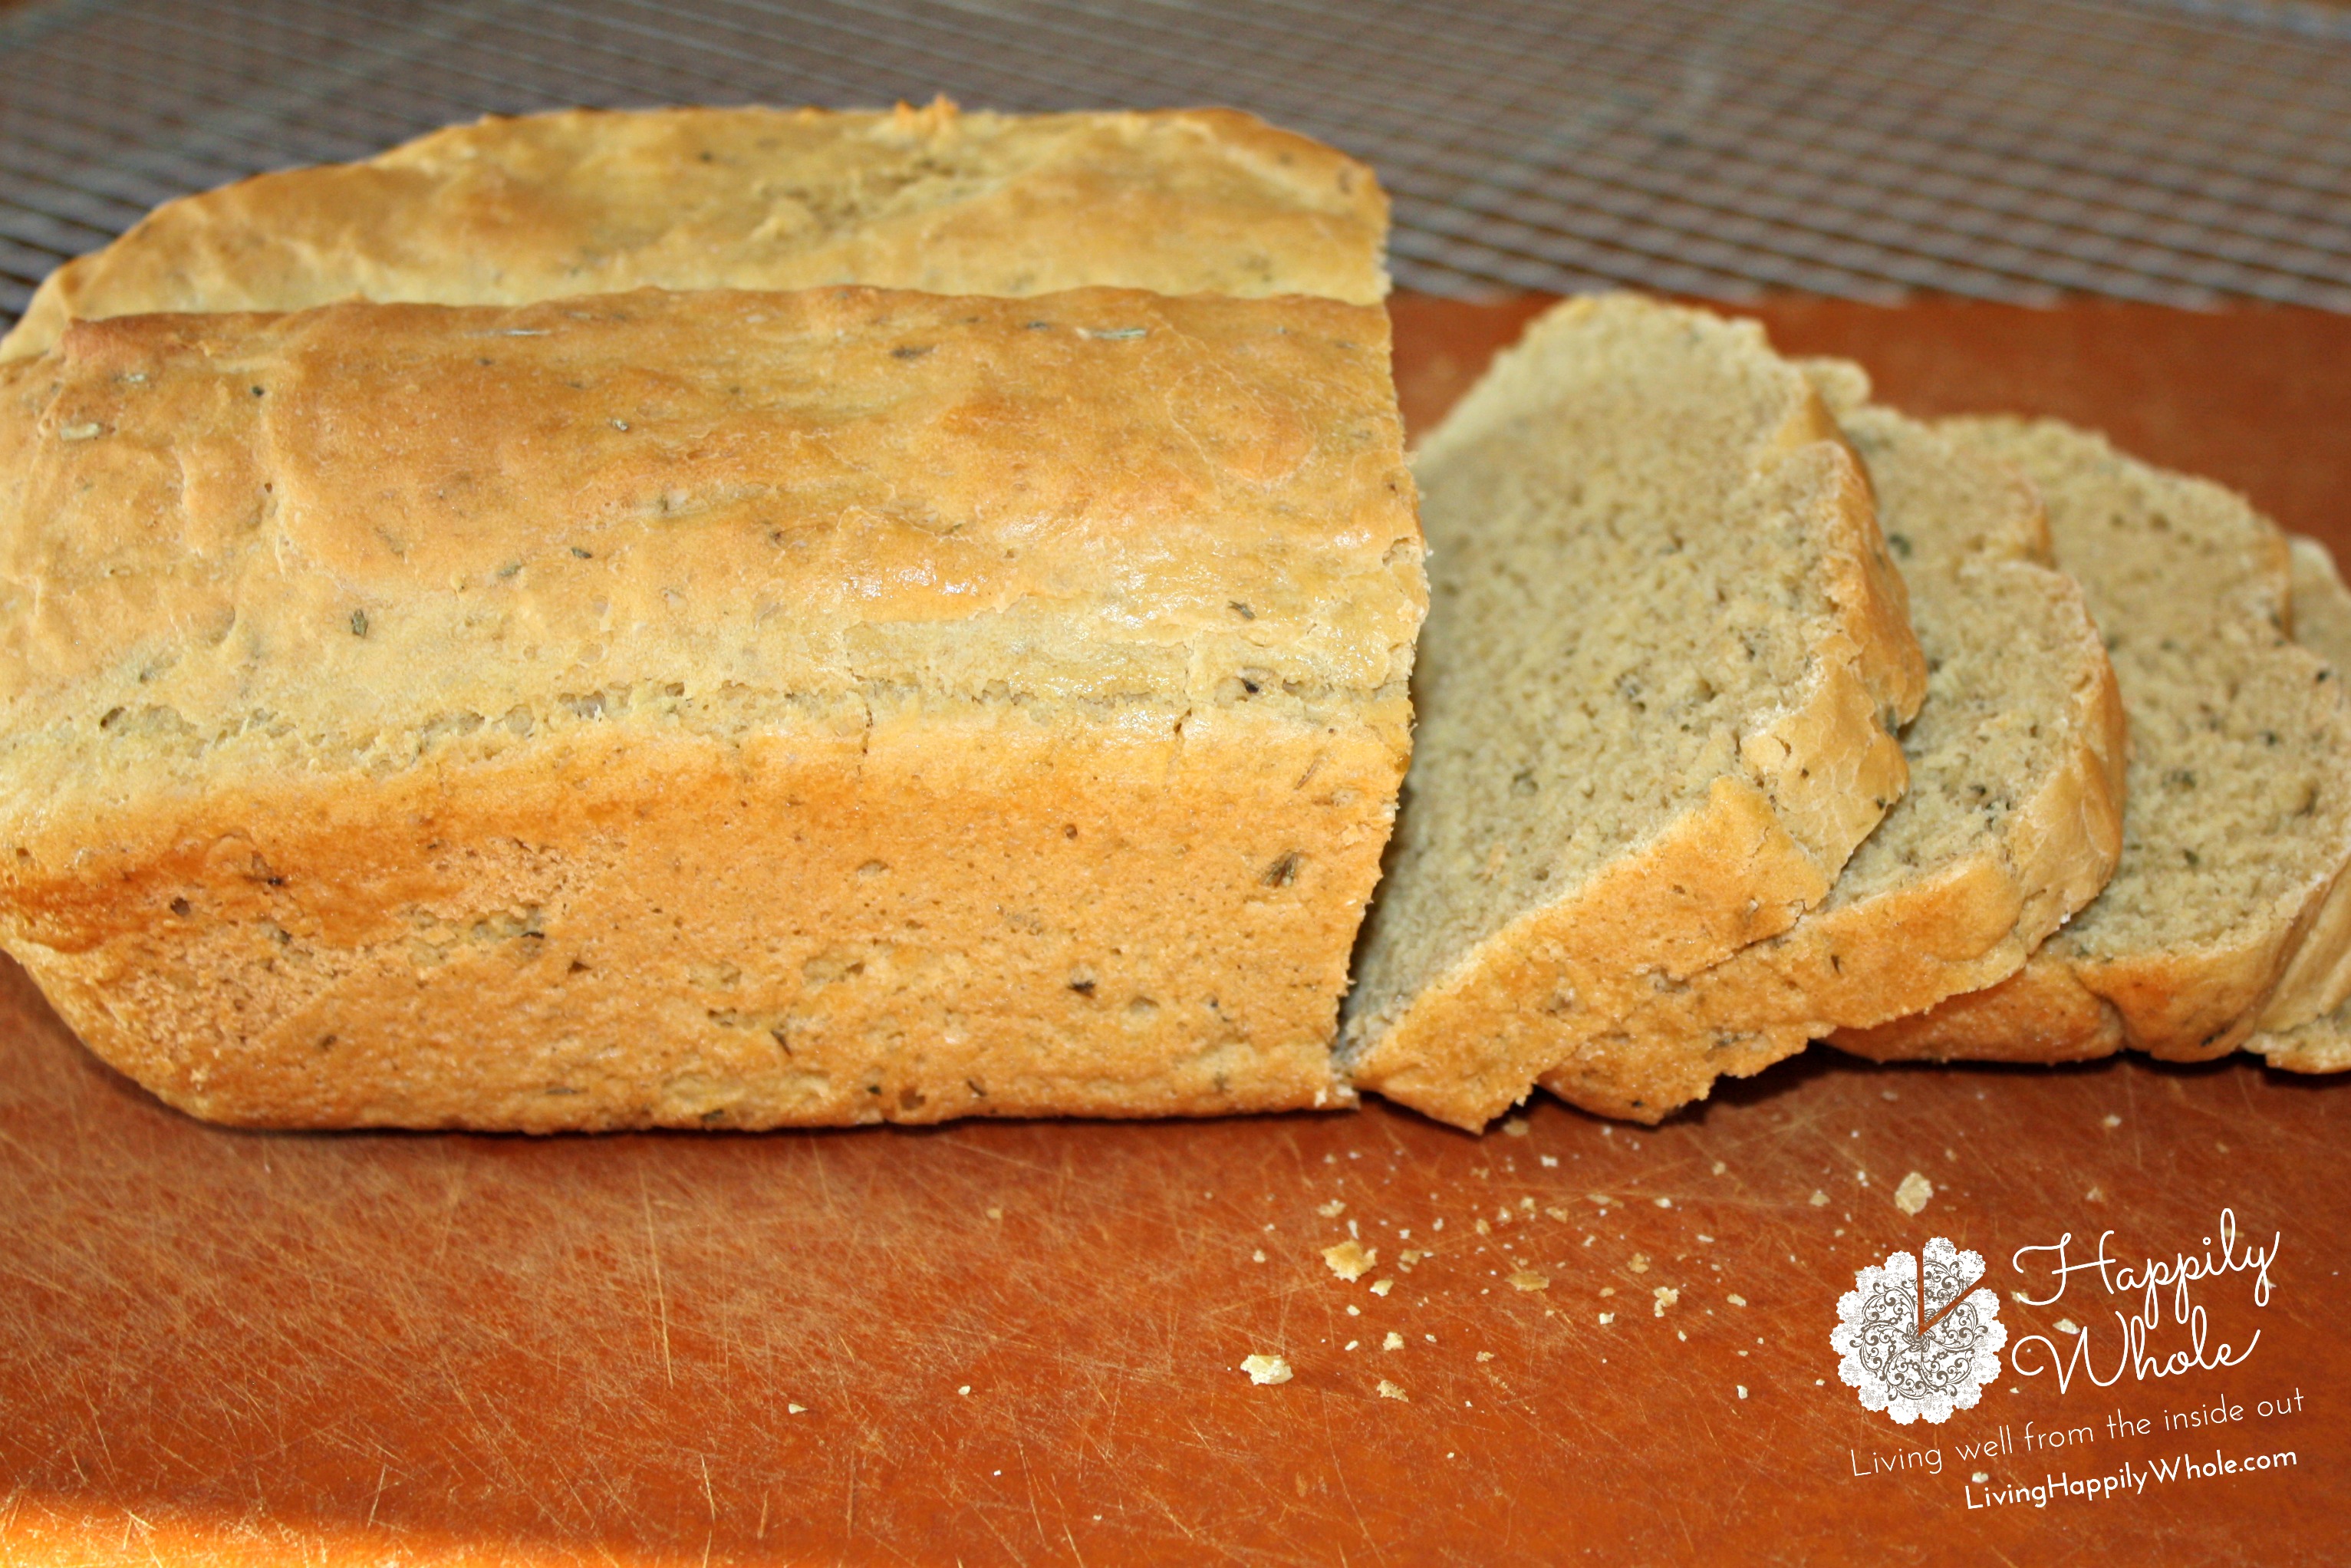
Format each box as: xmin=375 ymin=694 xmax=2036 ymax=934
xmin=2 ymin=0 xmax=2349 ymax=320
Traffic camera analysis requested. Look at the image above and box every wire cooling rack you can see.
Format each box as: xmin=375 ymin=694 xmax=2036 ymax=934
xmin=2 ymin=0 xmax=2348 ymax=318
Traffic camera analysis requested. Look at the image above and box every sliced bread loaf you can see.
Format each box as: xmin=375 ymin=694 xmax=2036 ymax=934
xmin=1836 ymin=420 xmax=2351 ymax=1065
xmin=2249 ymin=537 xmax=2351 ymax=1073
xmin=0 ymin=101 xmax=1386 ymax=361
xmin=1536 ymin=370 xmax=2125 ymax=1121
xmin=0 ymin=288 xmax=1423 ymax=1130
xmin=1340 ymin=297 xmax=1927 ymax=1130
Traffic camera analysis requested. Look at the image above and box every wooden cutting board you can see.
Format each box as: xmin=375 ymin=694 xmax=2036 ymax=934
xmin=2 ymin=298 xmax=2346 ymax=1566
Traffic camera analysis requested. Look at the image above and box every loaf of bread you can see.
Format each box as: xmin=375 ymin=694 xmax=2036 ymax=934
xmin=0 ymin=100 xmax=1388 ymax=361
xmin=1536 ymin=369 xmax=2125 ymax=1122
xmin=1836 ymin=420 xmax=2351 ymax=1065
xmin=0 ymin=286 xmax=1424 ymax=1129
xmin=1339 ymin=297 xmax=1927 ymax=1130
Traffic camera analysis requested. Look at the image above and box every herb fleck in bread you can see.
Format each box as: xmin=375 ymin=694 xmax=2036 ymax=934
xmin=0 ymin=100 xmax=1387 ymax=361
xmin=1340 ymin=297 xmax=1927 ymax=1131
xmin=0 ymin=288 xmax=1424 ymax=1130
xmin=1537 ymin=371 xmax=2125 ymax=1121
xmin=1835 ymin=420 xmax=2351 ymax=1065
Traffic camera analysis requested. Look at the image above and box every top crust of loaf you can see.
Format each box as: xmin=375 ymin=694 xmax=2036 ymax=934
xmin=0 ymin=285 xmax=1424 ymax=931
xmin=1839 ymin=419 xmax=2351 ymax=1064
xmin=1341 ymin=297 xmax=1926 ymax=1129
xmin=0 ymin=101 xmax=1390 ymax=361
xmin=1539 ymin=380 xmax=2126 ymax=1121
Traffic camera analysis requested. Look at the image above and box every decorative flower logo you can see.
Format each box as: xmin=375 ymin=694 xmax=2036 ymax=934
xmin=1832 ymin=1236 xmax=2007 ymax=1425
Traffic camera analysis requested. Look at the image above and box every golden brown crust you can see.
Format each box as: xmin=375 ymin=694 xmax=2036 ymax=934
xmin=0 ymin=288 xmax=1420 ymax=799
xmin=19 ymin=699 xmax=1401 ymax=1128
xmin=1 ymin=101 xmax=1389 ymax=361
xmin=0 ymin=288 xmax=1424 ymax=1128
xmin=1832 ymin=959 xmax=2123 ymax=1063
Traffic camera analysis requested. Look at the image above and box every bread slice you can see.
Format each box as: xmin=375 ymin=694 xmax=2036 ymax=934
xmin=0 ymin=287 xmax=1424 ymax=1130
xmin=2248 ymin=537 xmax=2351 ymax=1073
xmin=1535 ymin=369 xmax=2125 ymax=1121
xmin=0 ymin=100 xmax=1387 ymax=361
xmin=1339 ymin=297 xmax=1927 ymax=1130
xmin=1836 ymin=420 xmax=2351 ymax=1065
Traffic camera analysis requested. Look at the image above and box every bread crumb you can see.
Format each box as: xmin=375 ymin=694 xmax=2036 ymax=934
xmin=1654 ymin=1197 xmax=1673 ymax=1209
xmin=1346 ymin=1305 xmax=1361 ymax=1316
xmin=1808 ymin=1190 xmax=1829 ymax=1207
xmin=1474 ymin=1218 xmax=1491 ymax=1236
xmin=1587 ymin=1194 xmax=1615 ymax=1206
xmin=1628 ymin=1253 xmax=1650 ymax=1274
xmin=1539 ymin=1155 xmax=1559 ymax=1168
xmin=1378 ymin=1379 xmax=1408 ymax=1402
xmin=2101 ymin=1114 xmax=2122 ymax=1128
xmin=1322 ymin=1240 xmax=1377 ymax=1281
xmin=1651 ymin=1286 xmax=1678 ymax=1316
xmin=1424 ymin=1333 xmax=1436 ymax=1343
xmin=2086 ymin=1186 xmax=2105 ymax=1203
xmin=1398 ymin=1250 xmax=1424 ymax=1270
xmin=1345 ymin=1339 xmax=1359 ymax=1351
xmin=1370 ymin=1278 xmax=1394 ymax=1296
xmin=1598 ymin=1312 xmax=1615 ymax=1326
xmin=1317 ymin=1200 xmax=1347 ymax=1217
xmin=1384 ymin=1331 xmax=1404 ymax=1351
xmin=1711 ymin=1161 xmax=1727 ymax=1175
xmin=2056 ymin=1317 xmax=2080 ymax=1335
xmin=959 ymin=1385 xmax=972 ymax=1395
xmin=1476 ymin=1351 xmax=1494 ymax=1362
xmin=986 ymin=1207 xmax=1003 ymax=1221
xmin=1600 ymin=1286 xmax=1616 ymax=1297
xmin=1544 ymin=1206 xmax=1571 ymax=1221
xmin=1894 ymin=1171 xmax=1934 ymax=1215
xmin=787 ymin=1403 xmax=807 ymax=1415
xmin=1508 ymin=1270 xmax=1549 ymax=1292
xmin=1727 ymin=1293 xmax=1747 ymax=1307
xmin=1241 ymin=1355 xmax=1293 ymax=1386
xmin=1252 ymin=1249 xmax=1267 ymax=1263
xmin=1737 ymin=1385 xmax=1748 ymax=1400
xmin=1501 ymin=1116 xmax=1530 ymax=1137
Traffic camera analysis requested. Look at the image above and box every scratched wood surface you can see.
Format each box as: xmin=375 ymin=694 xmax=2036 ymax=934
xmin=2 ymin=298 xmax=2348 ymax=1566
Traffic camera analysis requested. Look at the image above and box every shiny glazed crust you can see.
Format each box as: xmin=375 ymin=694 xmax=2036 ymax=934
xmin=0 ymin=287 xmax=1425 ymax=1128
xmin=0 ymin=100 xmax=1390 ymax=361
